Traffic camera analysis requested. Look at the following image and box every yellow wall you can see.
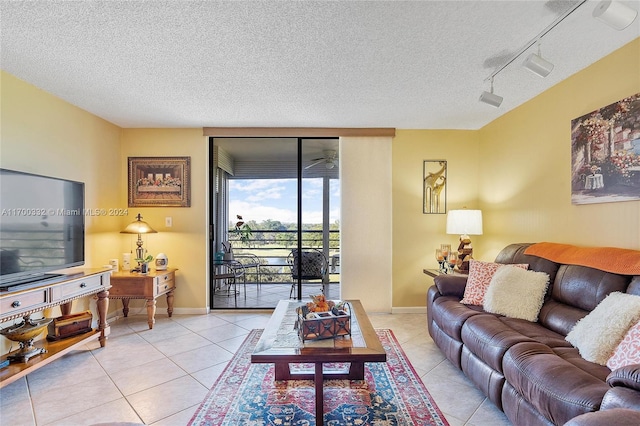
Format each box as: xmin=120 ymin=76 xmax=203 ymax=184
xmin=391 ymin=38 xmax=639 ymax=309
xmin=0 ymin=71 xmax=122 ymax=352
xmin=118 ymin=129 xmax=209 ymax=314
xmin=2 ymin=38 xmax=639 ymax=320
xmin=477 ymin=38 xmax=640 ymax=261
xmin=392 ymin=129 xmax=480 ymax=308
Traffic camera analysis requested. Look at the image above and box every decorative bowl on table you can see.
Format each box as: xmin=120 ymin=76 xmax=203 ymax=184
xmin=296 ymin=295 xmax=351 ymax=341
xmin=0 ymin=315 xmax=52 ymax=362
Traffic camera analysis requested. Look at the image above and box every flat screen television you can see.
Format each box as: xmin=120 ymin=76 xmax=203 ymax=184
xmin=0 ymin=168 xmax=85 ymax=290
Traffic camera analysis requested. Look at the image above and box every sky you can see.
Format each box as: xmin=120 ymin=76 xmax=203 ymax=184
xmin=229 ymin=178 xmax=340 ymax=225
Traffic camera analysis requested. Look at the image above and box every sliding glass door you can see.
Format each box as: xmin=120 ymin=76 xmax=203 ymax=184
xmin=209 ymin=137 xmax=339 ymax=309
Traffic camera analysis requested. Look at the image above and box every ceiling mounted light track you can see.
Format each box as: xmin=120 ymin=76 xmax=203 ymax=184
xmin=593 ymin=0 xmax=638 ymax=30
xmin=478 ymin=0 xmax=637 ymax=107
xmin=523 ymin=45 xmax=554 ymax=78
xmin=479 ymin=77 xmax=503 ymax=108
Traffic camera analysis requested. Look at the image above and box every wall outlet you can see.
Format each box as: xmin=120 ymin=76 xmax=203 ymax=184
xmin=165 ymin=217 xmax=172 ymax=227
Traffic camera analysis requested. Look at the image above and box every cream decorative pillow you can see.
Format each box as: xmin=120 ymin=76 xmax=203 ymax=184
xmin=566 ymin=292 xmax=640 ymax=366
xmin=607 ymin=320 xmax=640 ymax=370
xmin=483 ymin=266 xmax=550 ymax=322
xmin=460 ymin=260 xmax=529 ymax=305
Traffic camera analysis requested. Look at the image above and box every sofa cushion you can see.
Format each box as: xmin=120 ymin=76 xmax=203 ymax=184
xmin=537 ymin=299 xmax=587 ymax=337
xmin=551 ymin=265 xmax=631 ymax=312
xmin=431 ymin=296 xmax=486 ymax=341
xmin=551 ymin=347 xmax=611 ymax=382
xmin=503 ymin=341 xmax=611 ymax=425
xmin=460 ymin=260 xmax=528 ymax=305
xmin=483 ymin=266 xmax=549 ymax=321
xmin=461 ymin=314 xmax=536 ymax=373
xmin=566 ymin=292 xmax=640 ymax=365
xmin=607 ymin=321 xmax=640 ymax=370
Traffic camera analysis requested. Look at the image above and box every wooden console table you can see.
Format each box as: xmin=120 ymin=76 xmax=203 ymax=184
xmin=0 ymin=268 xmax=111 ymax=389
xmin=109 ymin=268 xmax=177 ymax=329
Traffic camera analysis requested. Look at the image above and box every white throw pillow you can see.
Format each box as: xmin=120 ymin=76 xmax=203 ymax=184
xmin=566 ymin=292 xmax=640 ymax=366
xmin=483 ymin=265 xmax=550 ymax=322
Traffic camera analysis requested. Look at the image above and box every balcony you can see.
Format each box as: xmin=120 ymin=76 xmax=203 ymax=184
xmin=211 ymin=229 xmax=340 ymax=309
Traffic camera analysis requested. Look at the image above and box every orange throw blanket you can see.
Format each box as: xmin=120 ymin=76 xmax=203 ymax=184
xmin=524 ymin=242 xmax=640 ymax=275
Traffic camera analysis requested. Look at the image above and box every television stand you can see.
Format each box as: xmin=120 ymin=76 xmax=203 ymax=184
xmin=0 ymin=273 xmax=66 ymax=293
xmin=0 ymin=268 xmax=111 ymax=388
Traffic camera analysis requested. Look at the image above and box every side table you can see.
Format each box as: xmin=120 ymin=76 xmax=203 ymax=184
xmin=109 ymin=268 xmax=177 ymax=329
xmin=423 ymin=268 xmax=468 ymax=278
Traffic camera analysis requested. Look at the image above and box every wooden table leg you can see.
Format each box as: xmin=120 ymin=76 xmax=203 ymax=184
xmin=146 ymin=298 xmax=156 ymax=329
xmin=348 ymin=361 xmax=365 ymax=379
xmin=315 ymin=362 xmax=324 ymax=426
xmin=166 ymin=289 xmax=174 ymax=317
xmin=122 ymin=299 xmax=130 ymax=317
xmin=96 ymin=289 xmax=109 ymax=347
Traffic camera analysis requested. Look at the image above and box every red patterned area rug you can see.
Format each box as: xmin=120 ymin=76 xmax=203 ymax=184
xmin=188 ymin=329 xmax=449 ymax=426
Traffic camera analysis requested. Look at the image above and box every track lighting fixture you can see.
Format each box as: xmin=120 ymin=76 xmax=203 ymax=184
xmin=523 ymin=45 xmax=554 ymax=77
xmin=478 ymin=0 xmax=637 ymax=108
xmin=593 ymin=0 xmax=638 ymax=30
xmin=479 ymin=77 xmax=503 ymax=108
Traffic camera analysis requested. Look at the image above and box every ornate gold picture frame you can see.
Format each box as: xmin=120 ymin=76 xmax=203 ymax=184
xmin=128 ymin=157 xmax=191 ymax=207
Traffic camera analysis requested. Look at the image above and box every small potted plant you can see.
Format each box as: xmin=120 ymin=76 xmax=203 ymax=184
xmin=135 ymin=254 xmax=154 ymax=273
xmin=234 ymin=215 xmax=253 ymax=244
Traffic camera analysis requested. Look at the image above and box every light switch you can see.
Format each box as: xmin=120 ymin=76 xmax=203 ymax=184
xmin=165 ymin=217 xmax=173 ymax=227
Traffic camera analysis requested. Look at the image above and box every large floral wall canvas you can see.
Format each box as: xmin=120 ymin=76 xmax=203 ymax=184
xmin=571 ymin=93 xmax=640 ymax=205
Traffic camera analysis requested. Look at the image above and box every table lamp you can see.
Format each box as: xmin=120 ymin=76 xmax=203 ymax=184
xmin=446 ymin=209 xmax=483 ymax=272
xmin=121 ymin=213 xmax=157 ymax=272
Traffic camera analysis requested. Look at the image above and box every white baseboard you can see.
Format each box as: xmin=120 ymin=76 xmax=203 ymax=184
xmin=391 ymin=306 xmax=427 ymax=314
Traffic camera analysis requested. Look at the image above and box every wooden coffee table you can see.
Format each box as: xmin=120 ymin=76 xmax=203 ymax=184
xmin=251 ymin=299 xmax=386 ymax=425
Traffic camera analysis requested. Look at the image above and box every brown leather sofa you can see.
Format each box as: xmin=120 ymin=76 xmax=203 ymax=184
xmin=427 ymin=243 xmax=640 ymax=425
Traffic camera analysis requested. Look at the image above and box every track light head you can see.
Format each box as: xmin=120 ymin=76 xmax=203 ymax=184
xmin=479 ymin=77 xmax=503 ymax=107
xmin=479 ymin=91 xmax=503 ymax=108
xmin=523 ymin=51 xmax=554 ymax=77
xmin=593 ymin=0 xmax=638 ymax=30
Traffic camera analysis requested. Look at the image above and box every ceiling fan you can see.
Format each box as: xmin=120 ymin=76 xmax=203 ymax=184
xmin=305 ymin=150 xmax=338 ymax=170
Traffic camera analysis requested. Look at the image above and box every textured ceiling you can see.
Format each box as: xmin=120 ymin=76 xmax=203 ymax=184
xmin=1 ymin=1 xmax=638 ymax=130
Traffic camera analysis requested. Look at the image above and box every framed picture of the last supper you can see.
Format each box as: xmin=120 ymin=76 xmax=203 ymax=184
xmin=128 ymin=156 xmax=191 ymax=207
xmin=571 ymin=93 xmax=640 ymax=205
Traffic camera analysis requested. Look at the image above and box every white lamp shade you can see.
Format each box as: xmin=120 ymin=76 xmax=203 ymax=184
xmin=446 ymin=209 xmax=483 ymax=235
xmin=593 ymin=0 xmax=638 ymax=30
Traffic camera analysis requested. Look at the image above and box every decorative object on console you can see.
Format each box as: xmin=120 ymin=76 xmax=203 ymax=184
xmin=46 ymin=311 xmax=92 ymax=341
xmin=0 ymin=315 xmax=52 ymax=362
xmin=155 ymin=253 xmax=168 ymax=270
xmin=121 ymin=213 xmax=157 ymax=273
xmin=297 ymin=296 xmax=351 ymax=341
xmin=122 ymin=253 xmax=131 ymax=271
xmin=423 ymin=160 xmax=447 ymax=214
xmin=566 ymin=291 xmax=640 ymax=365
xmin=128 ymin=156 xmax=191 ymax=207
xmin=446 ymin=208 xmax=483 ymax=271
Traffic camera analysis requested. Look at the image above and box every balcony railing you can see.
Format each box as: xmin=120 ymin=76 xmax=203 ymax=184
xmin=224 ymin=229 xmax=340 ymax=285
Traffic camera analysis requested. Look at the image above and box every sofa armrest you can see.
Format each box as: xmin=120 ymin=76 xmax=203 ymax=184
xmin=564 ymin=409 xmax=640 ymax=426
xmin=433 ymin=275 xmax=468 ymax=299
xmin=602 ymin=365 xmax=640 ymax=411
xmin=607 ymin=364 xmax=640 ymax=392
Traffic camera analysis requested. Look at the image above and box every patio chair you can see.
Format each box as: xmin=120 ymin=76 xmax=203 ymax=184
xmin=287 ymin=248 xmax=328 ymax=298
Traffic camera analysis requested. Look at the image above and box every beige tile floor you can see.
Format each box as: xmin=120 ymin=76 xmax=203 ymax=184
xmin=0 ymin=310 xmax=512 ymax=426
